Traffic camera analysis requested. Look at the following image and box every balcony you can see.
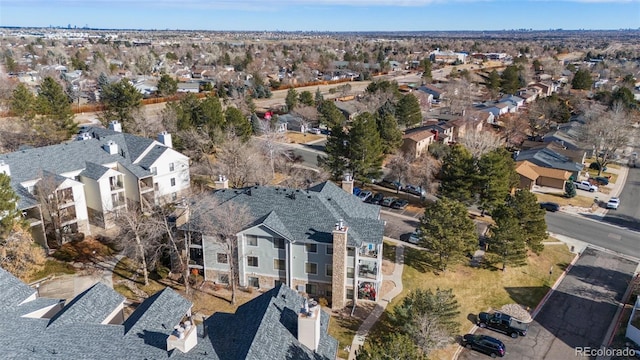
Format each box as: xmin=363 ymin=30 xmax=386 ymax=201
xmin=358 ymin=259 xmax=379 ymax=280
xmin=358 ymin=243 xmax=379 ymax=259
xmin=139 ymin=178 xmax=154 ymax=194
xmin=110 ymin=178 xmax=124 ymax=192
xmin=57 ymin=189 xmax=75 ymax=208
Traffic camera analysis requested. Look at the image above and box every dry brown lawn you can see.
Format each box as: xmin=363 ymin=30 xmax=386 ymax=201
xmin=284 ymin=132 xmax=324 ymax=144
xmin=535 ymin=192 xmax=595 ymax=208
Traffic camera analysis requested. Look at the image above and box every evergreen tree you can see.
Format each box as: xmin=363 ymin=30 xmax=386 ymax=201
xmin=346 ymin=112 xmax=384 ymax=182
xmin=487 ymin=70 xmax=501 ymax=94
xmin=314 ymin=87 xmax=324 ymax=104
xmin=319 ymin=124 xmax=349 ymax=179
xmin=173 ymin=93 xmax=203 ymax=131
xmin=419 ymin=197 xmax=477 ymax=272
xmin=285 ymin=87 xmax=298 ymax=111
xmin=250 ymin=113 xmax=262 ymax=135
xmin=421 ymin=58 xmax=432 ymax=81
xmin=396 ymin=93 xmax=422 ymax=127
xmin=10 ymin=83 xmax=36 ymax=121
xmin=565 ymin=181 xmax=576 ymax=198
xmin=376 ymin=112 xmax=403 ymax=154
xmin=356 ymin=333 xmax=424 ymax=360
xmin=476 ymin=147 xmax=518 ymax=214
xmin=489 ymin=204 xmax=528 ymax=271
xmin=0 ymin=173 xmax=20 ymax=239
xmin=224 ymin=107 xmax=252 ymax=142
xmin=100 ymin=78 xmax=143 ymax=131
xmin=438 ymin=145 xmax=476 ymax=204
xmin=298 ymin=90 xmax=314 ymax=107
xmin=500 ymin=65 xmax=524 ymax=94
xmin=317 ymin=100 xmax=345 ymax=128
xmin=508 ymin=189 xmax=547 ymax=254
xmin=97 ymin=72 xmax=109 ymax=91
xmin=572 ymin=69 xmax=593 ymax=90
xmin=36 ymin=77 xmax=77 ymax=141
xmin=156 ymin=74 xmax=178 ymax=97
xmin=200 ymin=94 xmax=225 ymax=134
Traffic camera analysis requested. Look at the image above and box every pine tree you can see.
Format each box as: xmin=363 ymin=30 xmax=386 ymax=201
xmin=419 ymin=197 xmax=477 ymax=272
xmin=250 ymin=113 xmax=262 ymax=135
xmin=487 ymin=70 xmax=501 ymax=94
xmin=200 ymin=94 xmax=225 ymax=135
xmin=438 ymin=145 xmax=476 ymax=204
xmin=489 ymin=204 xmax=528 ymax=271
xmin=572 ymin=69 xmax=593 ymax=90
xmin=320 ymin=124 xmax=349 ymax=179
xmin=100 ymin=78 xmax=143 ymax=130
xmin=508 ymin=189 xmax=547 ymax=254
xmin=224 ymin=107 xmax=252 ymax=142
xmin=314 ymin=87 xmax=324 ymax=104
xmin=156 ymin=74 xmax=178 ymax=97
xmin=396 ymin=93 xmax=422 ymax=127
xmin=0 ymin=173 xmax=20 ymax=239
xmin=421 ymin=58 xmax=432 ymax=81
xmin=97 ymin=72 xmax=109 ymax=91
xmin=10 ymin=83 xmax=36 ymax=122
xmin=298 ymin=90 xmax=314 ymax=107
xmin=476 ymin=147 xmax=518 ymax=214
xmin=317 ymin=100 xmax=345 ymax=128
xmin=565 ymin=181 xmax=576 ymax=198
xmin=285 ymin=87 xmax=298 ymax=111
xmin=346 ymin=112 xmax=384 ymax=182
xmin=36 ymin=77 xmax=77 ymax=142
xmin=376 ymin=112 xmax=403 ymax=154
xmin=357 ymin=333 xmax=424 ymax=360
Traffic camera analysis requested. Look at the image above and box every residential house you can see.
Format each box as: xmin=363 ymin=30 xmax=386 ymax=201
xmin=450 ymin=113 xmax=485 ymax=142
xmin=333 ymin=100 xmax=363 ymax=121
xmin=177 ymin=82 xmax=200 ymax=93
xmin=521 ymin=140 xmax=586 ymax=165
xmin=430 ymin=50 xmax=467 ymax=64
xmin=542 ymin=120 xmax=589 ymax=155
xmin=0 ymin=122 xmax=190 ymax=249
xmin=278 ymin=113 xmax=305 ymax=133
xmin=181 ymin=180 xmax=385 ymax=310
xmin=401 ymin=129 xmax=437 ymax=158
xmin=515 ymin=160 xmax=571 ymax=190
xmin=0 ymin=267 xmax=337 ymax=359
xmin=515 ymin=147 xmax=583 ymax=179
xmin=499 ymin=95 xmax=525 ymax=111
xmin=417 ymin=84 xmax=445 ymax=100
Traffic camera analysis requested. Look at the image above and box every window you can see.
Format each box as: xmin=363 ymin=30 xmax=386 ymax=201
xmin=217 ymin=253 xmax=228 ymax=264
xmin=170 ymin=178 xmax=176 ymax=187
xmin=305 ymin=243 xmax=317 ymax=253
xmin=169 ymin=162 xmax=175 ymax=172
xmin=326 ymin=245 xmax=333 ymax=255
xmin=274 ymin=259 xmax=285 ymax=271
xmin=247 ymin=256 xmax=259 ymax=267
xmin=305 ymin=283 xmax=317 ymax=295
xmin=326 ymin=264 xmax=333 ymax=277
xmin=151 ymin=167 xmax=157 ymax=175
xmin=246 ymin=235 xmax=258 ymax=246
xmin=347 ymin=267 xmax=354 ymax=278
xmin=248 ymin=276 xmax=259 ymax=288
xmin=273 ymin=238 xmax=285 ymax=249
xmin=305 ymin=262 xmax=317 ymax=275
xmin=347 ymin=247 xmax=355 ymax=257
xmin=346 ymin=288 xmax=354 ymax=299
xmin=218 ymin=273 xmax=229 ymax=284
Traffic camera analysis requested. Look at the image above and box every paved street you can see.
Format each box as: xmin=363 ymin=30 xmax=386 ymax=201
xmin=458 ymin=248 xmax=639 ymax=360
xmin=602 ymin=165 xmax=640 ymax=231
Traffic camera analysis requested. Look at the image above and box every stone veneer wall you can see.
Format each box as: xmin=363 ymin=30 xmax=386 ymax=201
xmin=331 ymin=227 xmax=348 ymax=310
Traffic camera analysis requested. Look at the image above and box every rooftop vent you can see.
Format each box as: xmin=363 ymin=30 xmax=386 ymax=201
xmin=76 ymin=132 xmax=92 ymax=141
xmin=108 ymin=120 xmax=122 ymax=132
xmin=166 ymin=320 xmax=197 ymax=353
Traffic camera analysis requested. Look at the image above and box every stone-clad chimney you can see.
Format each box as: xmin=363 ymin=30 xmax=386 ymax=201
xmin=331 ymin=219 xmax=348 ymax=310
xmin=341 ymin=174 xmax=353 ymax=195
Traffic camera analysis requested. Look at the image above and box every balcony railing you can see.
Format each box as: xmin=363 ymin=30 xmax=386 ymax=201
xmin=110 ymin=180 xmax=124 ymax=191
xmin=358 ymin=244 xmax=379 ymax=259
xmin=358 ymin=260 xmax=379 ymax=280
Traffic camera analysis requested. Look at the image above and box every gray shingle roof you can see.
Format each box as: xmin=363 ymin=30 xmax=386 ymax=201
xmin=79 ymin=161 xmax=111 ymax=180
xmin=184 ymin=181 xmax=384 ymax=246
xmin=0 ymin=267 xmax=338 ymax=359
xmin=47 ymin=282 xmax=125 ymax=328
xmin=137 ymin=145 xmax=168 ymax=170
xmin=205 ymin=284 xmax=337 ymax=360
xmin=515 ymin=148 xmax=583 ymax=173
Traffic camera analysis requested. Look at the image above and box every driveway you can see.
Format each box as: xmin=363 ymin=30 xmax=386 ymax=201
xmin=458 ymin=247 xmax=638 ymax=360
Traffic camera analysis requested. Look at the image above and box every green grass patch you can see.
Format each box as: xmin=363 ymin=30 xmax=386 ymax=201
xmin=328 ymin=312 xmax=362 ymax=359
xmin=383 ymin=241 xmax=396 ymax=261
xmin=26 ymin=259 xmax=76 ymax=283
xmin=114 ymin=284 xmax=137 ymax=299
xmin=585 ymin=168 xmax=618 ymax=184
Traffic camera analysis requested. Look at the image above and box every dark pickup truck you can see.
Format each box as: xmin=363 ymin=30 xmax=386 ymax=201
xmin=477 ymin=311 xmax=529 ymax=338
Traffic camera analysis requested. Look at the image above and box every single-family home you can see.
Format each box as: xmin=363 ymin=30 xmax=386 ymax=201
xmin=499 ymin=95 xmax=525 ymax=110
xmin=515 ymin=147 xmax=583 ymax=179
xmin=417 ymin=84 xmax=445 ymax=100
xmin=180 ymin=179 xmax=385 ymax=310
xmin=0 ymin=267 xmax=337 ymax=359
xmin=401 ymin=129 xmax=437 ymax=158
xmin=515 ymin=160 xmax=571 ymax=190
xmin=177 ymin=82 xmax=200 ymax=93
xmin=0 ymin=122 xmax=190 ymax=250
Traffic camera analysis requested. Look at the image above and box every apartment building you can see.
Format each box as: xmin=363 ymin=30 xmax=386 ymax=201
xmin=181 ymin=179 xmax=385 ymax=310
xmin=0 ymin=121 xmax=190 ymax=249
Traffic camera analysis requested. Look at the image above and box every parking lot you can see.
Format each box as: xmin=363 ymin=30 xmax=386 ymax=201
xmin=457 ymin=248 xmax=638 ymax=360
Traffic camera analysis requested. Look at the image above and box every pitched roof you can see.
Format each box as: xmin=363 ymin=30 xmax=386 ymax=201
xmin=184 ymin=181 xmax=384 ymax=247
xmin=403 ymin=129 xmax=436 ymax=142
xmin=515 ymin=148 xmax=583 ymax=173
xmin=79 ymin=161 xmax=112 ymax=180
xmin=205 ymin=285 xmax=337 ymax=360
xmin=123 ymin=287 xmax=192 ymax=336
xmin=0 ymin=267 xmax=35 ymax=309
xmin=515 ymin=161 xmax=539 ymax=181
xmin=47 ymin=283 xmax=124 ymax=328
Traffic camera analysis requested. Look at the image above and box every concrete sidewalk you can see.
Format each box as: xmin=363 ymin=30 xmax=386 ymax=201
xmin=348 ymin=244 xmax=405 ymax=360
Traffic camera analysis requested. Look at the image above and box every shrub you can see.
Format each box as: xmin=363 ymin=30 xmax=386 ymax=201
xmin=318 ymin=297 xmax=329 ymax=308
xmin=52 ymin=246 xmax=79 ymax=262
xmin=155 ymin=265 xmax=170 ymax=279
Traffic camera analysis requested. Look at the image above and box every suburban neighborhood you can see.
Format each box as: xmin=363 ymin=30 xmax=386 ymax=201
xmin=0 ymin=23 xmax=639 ymax=360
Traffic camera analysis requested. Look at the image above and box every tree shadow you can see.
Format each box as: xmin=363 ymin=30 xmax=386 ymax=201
xmin=404 ymin=247 xmax=438 ymax=273
xmin=467 ymin=313 xmax=478 ymax=325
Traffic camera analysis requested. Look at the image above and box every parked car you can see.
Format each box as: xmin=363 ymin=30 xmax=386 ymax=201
xmin=477 ymin=311 xmax=528 ymax=338
xmin=307 ymin=127 xmax=322 ymax=135
xmin=358 ymin=190 xmax=372 ymax=202
xmin=462 ymin=334 xmax=506 ymax=358
xmin=574 ymin=181 xmax=598 ymax=192
xmin=404 ymin=184 xmax=426 ymax=198
xmin=353 ymin=187 xmax=361 ymax=196
xmin=381 ymin=197 xmax=397 ymax=207
xmin=368 ymin=192 xmax=384 ymax=205
xmin=593 ymin=176 xmax=610 ymax=186
xmin=539 ymin=202 xmax=560 ymax=212
xmin=391 ymin=199 xmax=409 ymax=210
xmin=379 ymin=178 xmax=403 ymax=191
xmin=606 ymin=197 xmax=620 ymax=210
xmin=408 ymin=229 xmax=422 ymax=244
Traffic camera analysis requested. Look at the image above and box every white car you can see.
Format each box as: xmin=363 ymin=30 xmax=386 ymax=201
xmin=574 ymin=181 xmax=598 ymax=192
xmin=606 ymin=197 xmax=620 ymax=210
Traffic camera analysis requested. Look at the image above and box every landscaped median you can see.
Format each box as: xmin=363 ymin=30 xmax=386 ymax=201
xmin=364 ymin=241 xmax=575 ymax=359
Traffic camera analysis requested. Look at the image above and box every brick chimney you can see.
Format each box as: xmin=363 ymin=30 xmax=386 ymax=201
xmin=341 ymin=174 xmax=353 ymax=195
xmin=298 ymin=300 xmax=321 ymax=352
xmin=214 ymin=175 xmax=229 ymax=190
xmin=331 ymin=219 xmax=348 ymax=310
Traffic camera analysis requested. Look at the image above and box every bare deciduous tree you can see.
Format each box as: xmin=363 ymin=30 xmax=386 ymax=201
xmin=188 ymin=197 xmax=252 ymax=305
xmin=213 ymin=134 xmax=271 ymax=187
xmin=458 ymin=127 xmax=504 ymax=158
xmin=414 ymin=313 xmax=453 ymax=354
xmin=387 ymin=151 xmax=412 ymax=194
xmin=0 ymin=226 xmax=47 ymax=281
xmin=409 ymin=152 xmax=440 ymax=195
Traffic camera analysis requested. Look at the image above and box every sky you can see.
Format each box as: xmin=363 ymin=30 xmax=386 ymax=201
xmin=1 ymin=0 xmax=639 ymax=32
